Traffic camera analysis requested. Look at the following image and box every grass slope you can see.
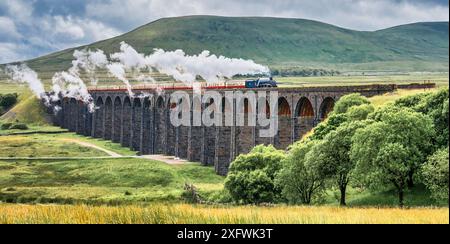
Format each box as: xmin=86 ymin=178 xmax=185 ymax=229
xmin=0 ymin=158 xmax=225 ymax=204
xmin=6 ymin=16 xmax=448 ymax=73
xmin=0 ymin=91 xmax=50 ymax=125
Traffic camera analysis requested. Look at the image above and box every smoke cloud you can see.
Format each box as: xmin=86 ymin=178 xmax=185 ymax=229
xmin=4 ymin=64 xmax=50 ymax=106
xmin=109 ymin=41 xmax=270 ymax=86
xmin=3 ymin=41 xmax=269 ymax=114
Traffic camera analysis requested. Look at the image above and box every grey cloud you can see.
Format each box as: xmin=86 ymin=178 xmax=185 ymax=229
xmin=0 ymin=0 xmax=448 ymax=63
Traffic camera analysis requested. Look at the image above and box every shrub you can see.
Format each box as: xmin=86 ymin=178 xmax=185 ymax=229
xmin=1 ymin=123 xmax=13 ymax=130
xmin=421 ymin=147 xmax=449 ymax=202
xmin=346 ymin=104 xmax=375 ymax=121
xmin=224 ymin=145 xmax=286 ymax=204
xmin=333 ymin=93 xmax=371 ymax=115
xmin=10 ymin=123 xmax=28 ymax=130
xmin=0 ymin=93 xmax=18 ymax=109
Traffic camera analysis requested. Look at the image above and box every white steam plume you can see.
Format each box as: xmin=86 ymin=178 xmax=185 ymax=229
xmin=71 ymin=49 xmax=109 ymax=85
xmin=109 ymin=41 xmax=270 ymax=86
xmin=50 ymin=49 xmax=108 ymax=112
xmin=5 ymin=64 xmax=50 ymax=106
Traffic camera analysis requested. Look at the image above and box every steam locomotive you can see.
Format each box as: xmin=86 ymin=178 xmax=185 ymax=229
xmin=245 ymin=77 xmax=278 ymax=88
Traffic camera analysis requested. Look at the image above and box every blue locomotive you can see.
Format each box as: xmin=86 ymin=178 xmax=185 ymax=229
xmin=245 ymin=77 xmax=278 ymax=88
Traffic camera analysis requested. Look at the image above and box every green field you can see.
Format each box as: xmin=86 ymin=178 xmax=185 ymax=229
xmin=0 ymin=88 xmax=447 ymax=207
xmin=0 ymin=87 xmax=448 ymax=224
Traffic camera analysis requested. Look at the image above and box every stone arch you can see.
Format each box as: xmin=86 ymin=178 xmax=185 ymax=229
xmin=177 ymin=96 xmax=189 ymax=159
xmin=216 ymin=96 xmax=233 ymax=174
xmin=131 ymin=98 xmax=143 ymax=151
xmin=77 ymin=101 xmax=86 ymax=135
xmin=62 ymin=98 xmax=70 ymax=129
xmin=236 ymin=97 xmax=255 ymax=155
xmin=189 ymin=96 xmax=203 ymax=162
xmin=294 ymin=97 xmax=315 ymax=141
xmin=154 ymin=96 xmax=166 ymax=154
xmin=69 ymin=98 xmax=78 ymax=132
xmin=278 ymin=97 xmax=291 ymax=117
xmin=141 ymin=98 xmax=152 ymax=154
xmin=275 ymin=97 xmax=292 ymax=149
xmin=320 ymin=97 xmax=335 ymax=120
xmin=166 ymin=97 xmax=176 ymax=156
xmin=295 ymin=97 xmax=314 ymax=117
xmin=255 ymin=98 xmax=271 ymax=146
xmin=85 ymin=106 xmax=93 ymax=137
xmin=104 ymin=97 xmax=113 ymax=140
xmin=202 ymin=97 xmax=216 ymax=166
xmin=112 ymin=96 xmax=122 ymax=143
xmin=93 ymin=97 xmax=104 ymax=138
xmin=121 ymin=96 xmax=132 ymax=147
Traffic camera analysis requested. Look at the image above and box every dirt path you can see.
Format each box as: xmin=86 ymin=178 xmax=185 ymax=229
xmin=0 ymin=137 xmax=188 ymax=165
xmin=59 ymin=138 xmax=122 ymax=157
xmin=139 ymin=155 xmax=188 ymax=165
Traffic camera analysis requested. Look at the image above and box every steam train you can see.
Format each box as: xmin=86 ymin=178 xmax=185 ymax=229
xmin=245 ymin=77 xmax=278 ymax=88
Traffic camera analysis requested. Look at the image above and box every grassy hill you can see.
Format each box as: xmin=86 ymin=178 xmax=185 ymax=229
xmin=8 ymin=16 xmax=448 ymax=73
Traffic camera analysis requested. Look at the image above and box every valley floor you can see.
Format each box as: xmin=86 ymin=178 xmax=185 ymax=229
xmin=0 ymin=86 xmax=448 ymax=224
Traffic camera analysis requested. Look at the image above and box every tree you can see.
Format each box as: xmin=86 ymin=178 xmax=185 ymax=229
xmin=313 ymin=121 xmax=369 ymax=206
xmin=351 ymin=107 xmax=434 ymax=207
xmin=346 ymin=104 xmax=375 ymax=121
xmin=310 ymin=113 xmax=347 ymax=140
xmin=224 ymin=145 xmax=286 ymax=204
xmin=421 ymin=147 xmax=449 ymax=202
xmin=276 ymin=140 xmax=325 ymax=204
xmin=310 ymin=94 xmax=370 ymax=141
xmin=333 ymin=93 xmax=370 ymax=115
xmin=395 ymin=88 xmax=449 ymax=149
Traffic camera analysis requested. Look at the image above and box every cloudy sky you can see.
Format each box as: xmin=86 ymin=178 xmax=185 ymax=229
xmin=0 ymin=0 xmax=448 ymax=64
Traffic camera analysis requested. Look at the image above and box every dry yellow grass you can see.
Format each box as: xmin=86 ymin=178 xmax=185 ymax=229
xmin=0 ymin=204 xmax=447 ymax=224
xmin=369 ymin=88 xmax=438 ymax=107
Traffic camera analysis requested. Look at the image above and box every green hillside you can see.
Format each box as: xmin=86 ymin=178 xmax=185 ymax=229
xmin=7 ymin=16 xmax=450 ymax=73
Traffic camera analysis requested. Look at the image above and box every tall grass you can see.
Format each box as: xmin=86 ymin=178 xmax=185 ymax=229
xmin=0 ymin=204 xmax=447 ymax=224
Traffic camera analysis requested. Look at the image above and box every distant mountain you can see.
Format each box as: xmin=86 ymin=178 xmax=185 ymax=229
xmin=10 ymin=16 xmax=450 ymax=73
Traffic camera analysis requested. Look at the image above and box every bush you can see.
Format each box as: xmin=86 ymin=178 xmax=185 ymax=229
xmin=1 ymin=123 xmax=13 ymax=130
xmin=310 ymin=113 xmax=347 ymax=140
xmin=224 ymin=145 xmax=286 ymax=204
xmin=9 ymin=123 xmax=29 ymax=130
xmin=346 ymin=104 xmax=375 ymax=121
xmin=334 ymin=93 xmax=371 ymax=115
xmin=421 ymin=147 xmax=449 ymax=202
xmin=0 ymin=93 xmax=18 ymax=109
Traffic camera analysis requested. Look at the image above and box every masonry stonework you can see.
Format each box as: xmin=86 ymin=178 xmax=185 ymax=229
xmin=55 ymin=84 xmax=397 ymax=176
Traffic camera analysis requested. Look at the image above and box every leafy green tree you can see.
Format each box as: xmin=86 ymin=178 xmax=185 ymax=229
xmin=276 ymin=140 xmax=325 ymax=204
xmin=395 ymin=88 xmax=449 ymax=148
xmin=346 ymin=104 xmax=375 ymax=121
xmin=351 ymin=107 xmax=434 ymax=207
xmin=310 ymin=113 xmax=347 ymax=140
xmin=310 ymin=94 xmax=371 ymax=141
xmin=421 ymin=147 xmax=449 ymax=202
xmin=313 ymin=121 xmax=370 ymax=206
xmin=333 ymin=93 xmax=371 ymax=114
xmin=224 ymin=145 xmax=286 ymax=204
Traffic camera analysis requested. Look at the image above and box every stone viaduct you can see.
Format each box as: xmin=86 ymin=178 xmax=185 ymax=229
xmin=53 ymin=84 xmax=397 ymax=175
